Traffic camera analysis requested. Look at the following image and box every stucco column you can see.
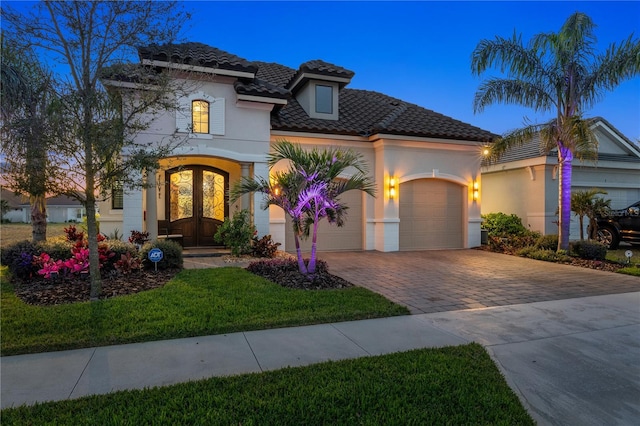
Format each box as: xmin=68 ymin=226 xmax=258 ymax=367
xmin=123 ymin=170 xmax=144 ymax=237
xmin=145 ymin=170 xmax=158 ymax=240
xmin=252 ymin=161 xmax=270 ymax=238
xmin=240 ymin=163 xmax=251 ymax=211
xmin=373 ymin=142 xmax=399 ymax=252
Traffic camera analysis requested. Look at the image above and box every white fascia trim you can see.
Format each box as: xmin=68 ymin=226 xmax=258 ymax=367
xmin=101 ymin=79 xmax=162 ymax=91
xmin=236 ymin=94 xmax=287 ymax=105
xmin=141 ymin=59 xmax=255 ymax=79
xmin=591 ymin=120 xmax=640 ymax=157
xmin=289 ymin=72 xmax=351 ymax=91
xmin=371 ymin=137 xmax=481 ymax=153
xmin=270 ymin=130 xmax=368 ymax=143
xmin=574 ymin=181 xmax=640 ymax=189
xmin=482 ymin=157 xmax=556 ymax=173
xmin=236 ymin=100 xmax=275 ymax=111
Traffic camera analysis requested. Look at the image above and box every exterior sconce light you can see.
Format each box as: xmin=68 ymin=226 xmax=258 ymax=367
xmin=388 ymin=177 xmax=396 ymax=199
xmin=273 ymin=186 xmax=280 ymax=196
xmin=482 ymin=146 xmax=491 ymax=157
xmin=472 ymin=180 xmax=479 ymax=201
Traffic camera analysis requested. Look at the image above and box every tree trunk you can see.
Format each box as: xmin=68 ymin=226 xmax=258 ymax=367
xmin=30 ymin=194 xmax=47 ymax=242
xmin=579 ymin=215 xmax=584 ymax=241
xmin=293 ymin=227 xmax=307 ymax=275
xmin=557 ymin=146 xmax=573 ymax=251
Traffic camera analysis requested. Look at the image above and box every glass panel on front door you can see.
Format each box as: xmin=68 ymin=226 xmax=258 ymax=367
xmin=169 ymin=170 xmax=193 ymax=220
xmin=202 ymin=170 xmax=225 ymax=221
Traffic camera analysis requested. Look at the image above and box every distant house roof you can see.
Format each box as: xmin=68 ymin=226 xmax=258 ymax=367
xmin=46 ymin=195 xmax=83 ymax=207
xmin=132 ymin=42 xmax=497 ymax=143
xmin=488 ymin=117 xmax=640 ymax=165
xmin=0 ymin=188 xmax=28 ymax=209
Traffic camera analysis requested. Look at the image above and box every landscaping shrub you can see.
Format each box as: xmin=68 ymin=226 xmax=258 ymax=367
xmin=571 ymin=240 xmax=607 ymax=261
xmin=487 ymin=230 xmax=541 ymax=253
xmin=140 ymin=239 xmax=183 ymax=270
xmin=252 ymin=234 xmax=281 ymax=258
xmin=0 ymin=240 xmax=41 ymax=279
xmin=214 ymin=209 xmax=256 ymax=256
xmin=247 ymin=257 xmax=329 ymax=275
xmin=37 ymin=238 xmax=74 ymax=262
xmin=534 ymin=234 xmax=558 ymax=251
xmin=103 ymin=239 xmax=139 ymax=271
xmin=481 ymin=212 xmax=528 ymax=237
xmin=518 ymin=247 xmax=572 ymax=262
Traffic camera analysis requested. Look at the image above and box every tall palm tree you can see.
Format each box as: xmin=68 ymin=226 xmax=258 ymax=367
xmin=231 ymin=140 xmax=375 ymax=275
xmin=472 ymin=12 xmax=640 ymax=250
xmin=0 ymin=34 xmax=56 ymax=242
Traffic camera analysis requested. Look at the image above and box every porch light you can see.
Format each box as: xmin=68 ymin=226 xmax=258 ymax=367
xmin=388 ymin=177 xmax=396 ymax=199
xmin=472 ymin=180 xmax=479 ymax=201
xmin=482 ymin=146 xmax=491 ymax=157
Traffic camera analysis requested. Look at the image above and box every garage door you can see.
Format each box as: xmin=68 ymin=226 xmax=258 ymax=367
xmin=399 ymin=179 xmax=464 ymax=250
xmin=285 ymin=189 xmax=363 ymax=252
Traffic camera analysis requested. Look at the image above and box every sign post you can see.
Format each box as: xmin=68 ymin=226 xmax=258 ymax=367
xmin=148 ymin=248 xmax=164 ymax=272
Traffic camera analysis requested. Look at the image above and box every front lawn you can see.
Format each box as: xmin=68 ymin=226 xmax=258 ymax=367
xmin=1 ymin=267 xmax=409 ymax=356
xmin=0 ymin=343 xmax=534 ymax=425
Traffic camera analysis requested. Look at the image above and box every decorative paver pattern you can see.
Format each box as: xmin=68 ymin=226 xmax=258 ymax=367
xmin=318 ymin=250 xmax=640 ymax=314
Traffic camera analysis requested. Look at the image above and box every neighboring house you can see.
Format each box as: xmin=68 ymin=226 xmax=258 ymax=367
xmin=45 ymin=195 xmax=86 ymax=223
xmin=100 ymin=42 xmax=496 ymax=251
xmin=0 ymin=189 xmax=85 ymax=224
xmin=1 ymin=188 xmax=28 ymax=223
xmin=481 ymin=117 xmax=640 ymax=239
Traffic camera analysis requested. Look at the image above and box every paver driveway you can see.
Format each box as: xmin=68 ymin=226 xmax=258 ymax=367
xmin=319 ymin=249 xmax=640 ymax=314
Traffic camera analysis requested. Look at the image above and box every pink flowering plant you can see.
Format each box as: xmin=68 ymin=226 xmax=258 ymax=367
xmin=33 ymin=253 xmax=65 ymax=279
xmin=63 ymin=248 xmax=90 ymax=274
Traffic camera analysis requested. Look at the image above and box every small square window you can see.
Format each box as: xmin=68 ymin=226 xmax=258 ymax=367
xmin=192 ymin=100 xmax=209 ymax=133
xmin=315 ymin=85 xmax=333 ymax=114
xmin=112 ymin=183 xmax=123 ymax=210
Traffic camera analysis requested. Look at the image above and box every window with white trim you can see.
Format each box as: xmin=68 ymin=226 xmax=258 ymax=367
xmin=112 ymin=182 xmax=123 ymax=210
xmin=315 ymin=84 xmax=333 ymax=114
xmin=176 ymin=92 xmax=224 ymax=136
xmin=192 ymin=100 xmax=209 ymax=133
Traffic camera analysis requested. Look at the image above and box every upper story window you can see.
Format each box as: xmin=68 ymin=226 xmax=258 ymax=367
xmin=176 ymin=92 xmax=225 ymax=136
xmin=192 ymin=100 xmax=209 ymax=133
xmin=315 ymin=85 xmax=333 ymax=114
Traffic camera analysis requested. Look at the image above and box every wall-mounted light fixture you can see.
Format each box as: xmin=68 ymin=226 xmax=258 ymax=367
xmin=472 ymin=180 xmax=479 ymax=201
xmin=388 ymin=176 xmax=396 ymax=199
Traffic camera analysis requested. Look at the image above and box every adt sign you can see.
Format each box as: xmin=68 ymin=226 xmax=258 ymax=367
xmin=148 ymin=248 xmax=164 ymax=263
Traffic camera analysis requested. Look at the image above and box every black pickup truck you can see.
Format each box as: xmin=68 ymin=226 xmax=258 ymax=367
xmin=596 ymin=201 xmax=640 ymax=249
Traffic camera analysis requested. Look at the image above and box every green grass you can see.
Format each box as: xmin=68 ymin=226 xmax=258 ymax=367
xmin=0 ymin=343 xmax=534 ymax=425
xmin=607 ymin=247 xmax=640 ymax=276
xmin=0 ymin=267 xmax=409 ymax=356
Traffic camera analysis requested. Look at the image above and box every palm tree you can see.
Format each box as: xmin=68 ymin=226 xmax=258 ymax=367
xmin=0 ymin=34 xmax=56 ymax=242
xmin=472 ymin=12 xmax=640 ymax=250
xmin=571 ymin=189 xmax=607 ymax=240
xmin=231 ymin=140 xmax=375 ymax=275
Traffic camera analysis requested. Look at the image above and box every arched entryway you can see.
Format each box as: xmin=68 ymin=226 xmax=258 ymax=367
xmin=164 ymin=166 xmax=229 ymax=247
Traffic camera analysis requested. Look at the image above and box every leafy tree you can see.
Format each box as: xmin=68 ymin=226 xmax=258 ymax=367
xmin=571 ymin=189 xmax=608 ymax=240
xmin=0 ymin=33 xmax=58 ymax=242
xmin=2 ymin=1 xmax=190 ymax=299
xmin=231 ymin=140 xmax=375 ymax=275
xmin=472 ymin=12 xmax=640 ymax=251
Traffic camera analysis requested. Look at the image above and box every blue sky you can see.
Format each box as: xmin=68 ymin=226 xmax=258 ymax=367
xmin=181 ymin=1 xmax=640 ymax=141
xmin=6 ymin=1 xmax=640 ymax=141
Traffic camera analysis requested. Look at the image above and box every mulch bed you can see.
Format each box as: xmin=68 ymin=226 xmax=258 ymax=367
xmin=12 ymin=269 xmax=180 ymax=306
xmin=10 ymin=250 xmax=627 ymax=306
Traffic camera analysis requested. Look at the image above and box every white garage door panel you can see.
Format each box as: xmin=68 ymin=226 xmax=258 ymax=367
xmin=399 ymin=179 xmax=464 ymax=250
xmin=285 ymin=190 xmax=363 ymax=252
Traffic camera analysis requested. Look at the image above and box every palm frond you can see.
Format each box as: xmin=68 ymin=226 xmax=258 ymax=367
xmin=473 ymin=79 xmax=555 ymax=113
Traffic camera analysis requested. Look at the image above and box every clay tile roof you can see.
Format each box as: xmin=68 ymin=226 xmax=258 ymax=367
xmin=297 ymin=60 xmax=355 ymax=79
xmin=272 ymin=88 xmax=497 ymax=142
xmin=138 ymin=42 xmax=258 ymax=74
xmin=234 ymin=79 xmax=291 ymax=100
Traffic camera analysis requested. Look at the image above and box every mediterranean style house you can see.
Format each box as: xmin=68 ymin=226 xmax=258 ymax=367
xmin=481 ymin=117 xmax=640 ymax=239
xmin=99 ymin=42 xmax=496 ymax=252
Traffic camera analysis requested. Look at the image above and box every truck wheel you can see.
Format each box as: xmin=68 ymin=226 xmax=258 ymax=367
xmin=597 ymin=226 xmax=619 ymax=249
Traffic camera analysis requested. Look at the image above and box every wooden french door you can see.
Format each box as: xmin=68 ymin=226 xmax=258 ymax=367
xmin=166 ymin=166 xmax=229 ymax=247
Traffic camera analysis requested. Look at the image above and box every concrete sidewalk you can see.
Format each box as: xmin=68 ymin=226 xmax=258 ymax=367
xmin=2 ymin=292 xmax=639 ymax=425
